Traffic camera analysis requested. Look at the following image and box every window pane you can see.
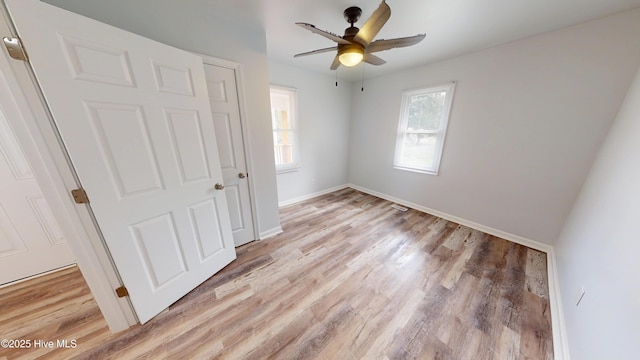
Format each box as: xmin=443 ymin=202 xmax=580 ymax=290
xmin=273 ymin=131 xmax=294 ymax=166
xmin=270 ymin=93 xmax=291 ymax=130
xmin=400 ymin=133 xmax=437 ymax=169
xmin=270 ymin=85 xmax=299 ymax=172
xmin=272 ymin=108 xmax=290 ymax=130
xmin=394 ymin=82 xmax=455 ymax=174
xmin=407 ymin=91 xmax=446 ymax=131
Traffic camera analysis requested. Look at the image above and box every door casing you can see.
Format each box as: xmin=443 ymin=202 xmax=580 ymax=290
xmin=199 ymin=53 xmax=259 ymax=246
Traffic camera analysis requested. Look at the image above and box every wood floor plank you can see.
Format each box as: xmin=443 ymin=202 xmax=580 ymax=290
xmin=497 ymin=324 xmax=522 ymax=360
xmin=525 ymin=249 xmax=549 ymax=299
xmin=0 ymin=189 xmax=553 ymax=359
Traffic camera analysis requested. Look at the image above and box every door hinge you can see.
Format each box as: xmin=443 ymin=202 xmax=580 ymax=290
xmin=71 ymin=188 xmax=90 ymax=204
xmin=115 ymin=286 xmax=129 ymax=298
xmin=2 ymin=37 xmax=28 ymax=61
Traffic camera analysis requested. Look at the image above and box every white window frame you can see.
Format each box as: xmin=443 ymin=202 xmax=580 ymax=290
xmin=394 ymin=82 xmax=456 ymax=175
xmin=269 ymin=85 xmax=300 ymax=173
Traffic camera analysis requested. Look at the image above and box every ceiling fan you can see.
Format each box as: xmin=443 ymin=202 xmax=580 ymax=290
xmin=294 ymin=0 xmax=425 ymax=69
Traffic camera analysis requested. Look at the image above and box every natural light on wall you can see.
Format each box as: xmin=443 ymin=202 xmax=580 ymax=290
xmin=394 ymin=82 xmax=456 ymax=175
xmin=270 ymin=85 xmax=299 ymax=172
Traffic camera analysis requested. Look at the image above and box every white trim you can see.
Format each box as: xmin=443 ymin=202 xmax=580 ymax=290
xmin=348 ymin=183 xmax=552 ymax=252
xmin=547 ymin=249 xmax=571 ymax=360
xmin=195 ymin=52 xmax=260 ymax=243
xmin=348 ymin=183 xmax=570 ymax=359
xmin=278 ymin=184 xmax=350 ymax=207
xmin=394 ymin=81 xmax=456 ymax=176
xmin=259 ymin=226 xmax=283 ymax=240
xmin=269 ymin=85 xmax=300 ymax=172
xmin=0 ymin=264 xmax=76 ymax=289
xmin=275 ymin=166 xmax=301 ymax=175
xmin=0 ymin=5 xmax=136 ymax=331
xmin=195 ymin=54 xmax=239 ymax=70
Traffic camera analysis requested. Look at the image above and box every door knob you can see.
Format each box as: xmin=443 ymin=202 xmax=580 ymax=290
xmin=238 ymin=172 xmax=246 ymax=179
xmin=214 ymin=183 xmax=224 ymax=190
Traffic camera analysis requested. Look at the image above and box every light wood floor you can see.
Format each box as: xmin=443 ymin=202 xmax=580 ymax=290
xmin=0 ymin=189 xmax=553 ymax=359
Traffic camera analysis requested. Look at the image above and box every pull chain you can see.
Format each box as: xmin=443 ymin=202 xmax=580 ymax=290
xmin=361 ymin=63 xmax=365 ymax=92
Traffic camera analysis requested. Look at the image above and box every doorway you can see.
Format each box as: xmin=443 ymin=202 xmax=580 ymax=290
xmin=203 ymin=60 xmax=257 ymax=247
xmin=0 ymin=57 xmax=75 ymax=286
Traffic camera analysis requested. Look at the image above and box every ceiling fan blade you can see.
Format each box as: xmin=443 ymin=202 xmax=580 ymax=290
xmin=353 ymin=0 xmax=391 ymax=47
xmin=364 ymin=53 xmax=386 ymax=66
xmin=330 ymin=55 xmax=341 ymax=70
xmin=294 ymin=46 xmax=338 ymax=58
xmin=367 ymin=34 xmax=426 ymax=53
xmin=296 ymin=22 xmax=351 ymax=45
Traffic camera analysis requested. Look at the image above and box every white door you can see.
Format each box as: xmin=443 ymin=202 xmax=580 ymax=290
xmin=6 ymin=0 xmax=236 ymax=323
xmin=0 ymin=83 xmax=75 ymax=285
xmin=205 ymin=64 xmax=256 ymax=246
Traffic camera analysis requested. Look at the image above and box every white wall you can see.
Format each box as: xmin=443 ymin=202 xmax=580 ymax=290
xmin=44 ymin=0 xmax=281 ymax=236
xmin=554 ymin=66 xmax=640 ymax=360
xmin=348 ymin=9 xmax=640 ymax=245
xmin=268 ymin=61 xmax=351 ymax=205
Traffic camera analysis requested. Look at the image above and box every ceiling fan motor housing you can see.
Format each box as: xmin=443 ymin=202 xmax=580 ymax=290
xmin=343 ymin=6 xmax=362 ymax=25
xmin=338 ymin=41 xmax=364 ymax=55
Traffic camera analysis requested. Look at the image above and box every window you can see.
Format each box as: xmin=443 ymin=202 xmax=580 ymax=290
xmin=270 ymin=86 xmax=299 ymax=172
xmin=394 ymin=82 xmax=456 ymax=175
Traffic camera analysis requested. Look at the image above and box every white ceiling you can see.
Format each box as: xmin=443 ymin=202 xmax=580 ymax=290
xmin=260 ymin=0 xmax=640 ymax=81
xmin=43 ymin=0 xmax=640 ymax=81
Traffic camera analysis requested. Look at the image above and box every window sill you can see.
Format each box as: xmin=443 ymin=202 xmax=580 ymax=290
xmin=276 ymin=166 xmax=301 ymax=175
xmin=393 ymin=165 xmax=438 ymax=176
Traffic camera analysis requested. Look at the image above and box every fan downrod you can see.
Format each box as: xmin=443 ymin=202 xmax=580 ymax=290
xmin=343 ymin=6 xmax=362 ymax=26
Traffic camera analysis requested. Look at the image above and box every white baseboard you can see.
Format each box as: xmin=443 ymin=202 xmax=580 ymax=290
xmin=348 ymin=184 xmax=553 ymax=252
xmin=278 ymin=184 xmax=350 ymax=207
xmin=347 ymin=183 xmax=569 ymax=359
xmin=546 ymin=249 xmax=571 ymax=360
xmin=259 ymin=226 xmax=283 ymax=240
xmin=0 ymin=263 xmax=77 ymax=289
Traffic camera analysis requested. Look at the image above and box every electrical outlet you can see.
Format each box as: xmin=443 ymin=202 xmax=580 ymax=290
xmin=575 ymin=286 xmax=586 ymax=306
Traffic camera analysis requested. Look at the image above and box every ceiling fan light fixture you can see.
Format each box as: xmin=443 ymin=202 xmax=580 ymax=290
xmin=338 ymin=47 xmax=364 ymax=67
xmin=294 ymin=1 xmax=424 ymax=70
